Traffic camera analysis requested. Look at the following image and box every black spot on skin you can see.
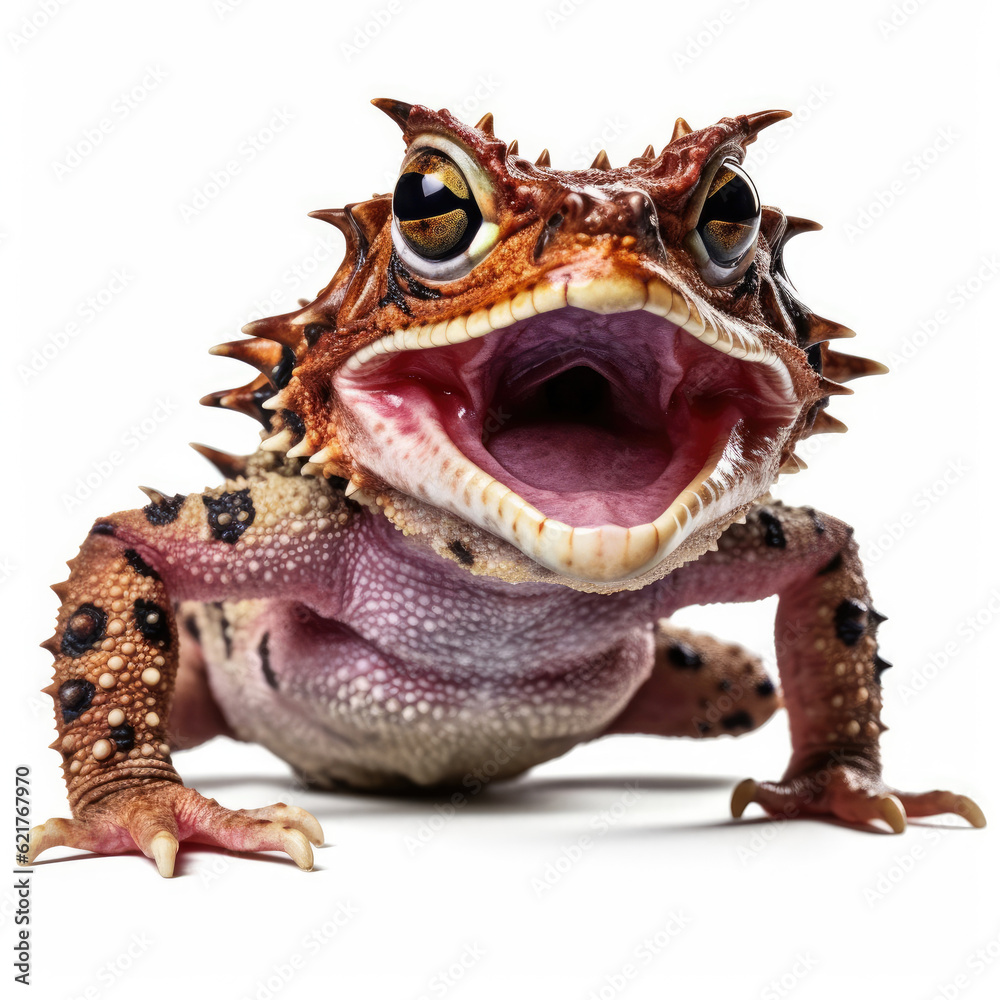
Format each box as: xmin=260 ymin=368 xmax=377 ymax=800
xmin=213 ymin=602 xmax=232 ymax=658
xmin=61 ymin=604 xmax=107 ymax=657
xmin=134 ymin=599 xmax=171 ymax=648
xmin=804 ymin=507 xmax=825 ymax=534
xmin=110 ymin=722 xmax=135 ymax=752
xmin=719 ymin=678 xmax=733 ymax=692
xmin=834 ymin=598 xmax=868 ymax=647
xmin=756 ymin=678 xmax=776 ymax=697
xmin=303 ymin=323 xmax=327 ymax=347
xmin=695 ymin=720 xmax=712 ymax=734
xmin=722 ymin=710 xmax=754 ymax=730
xmin=757 ymin=509 xmax=786 ymax=548
xmin=282 ymin=409 xmax=306 ymax=444
xmin=666 ymin=641 xmax=702 ymax=669
xmin=124 ymin=548 xmax=160 ymax=580
xmin=90 ymin=522 xmax=115 ymax=536
xmin=448 ymin=540 xmax=474 ymax=566
xmin=144 ymin=493 xmax=186 ymax=526
xmin=328 ymin=475 xmax=349 ymax=491
xmin=874 ymin=653 xmax=893 ymax=683
xmin=270 ymin=346 xmax=296 ymax=389
xmin=202 ymin=489 xmax=255 ymax=543
xmin=259 ymin=633 xmax=278 ymax=690
xmin=184 ymin=615 xmax=201 ymax=643
xmin=818 ymin=552 xmax=843 ymax=576
xmin=58 ymin=679 xmax=95 ymax=722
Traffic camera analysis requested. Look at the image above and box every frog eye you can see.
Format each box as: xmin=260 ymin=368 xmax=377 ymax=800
xmin=390 ymin=141 xmax=499 ymax=280
xmin=686 ymin=160 xmax=761 ymax=285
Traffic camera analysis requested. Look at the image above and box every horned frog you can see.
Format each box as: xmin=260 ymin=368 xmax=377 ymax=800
xmin=25 ymin=99 xmax=984 ymax=877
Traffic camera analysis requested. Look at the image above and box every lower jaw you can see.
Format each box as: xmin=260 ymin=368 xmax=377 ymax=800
xmin=336 ymin=384 xmax=780 ymax=584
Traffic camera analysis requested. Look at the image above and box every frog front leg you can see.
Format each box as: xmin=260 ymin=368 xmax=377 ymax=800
xmin=671 ymin=501 xmax=986 ymax=832
xmin=25 ymin=471 xmax=349 ymax=875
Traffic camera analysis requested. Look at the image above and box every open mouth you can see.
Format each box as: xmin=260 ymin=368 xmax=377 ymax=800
xmin=334 ymin=275 xmax=800 ymax=582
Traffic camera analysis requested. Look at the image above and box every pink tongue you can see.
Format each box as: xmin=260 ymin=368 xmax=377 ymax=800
xmin=485 ymin=422 xmax=672 ymax=492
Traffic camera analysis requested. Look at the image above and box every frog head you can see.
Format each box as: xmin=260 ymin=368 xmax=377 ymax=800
xmin=206 ymin=100 xmax=882 ymax=592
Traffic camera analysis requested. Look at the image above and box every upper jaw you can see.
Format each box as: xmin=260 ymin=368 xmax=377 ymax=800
xmin=332 ymin=270 xmax=803 ymax=584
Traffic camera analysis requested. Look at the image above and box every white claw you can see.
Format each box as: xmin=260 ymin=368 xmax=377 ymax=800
xmin=149 ymin=831 xmax=179 ymax=878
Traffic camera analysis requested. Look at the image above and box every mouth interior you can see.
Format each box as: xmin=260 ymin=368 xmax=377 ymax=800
xmin=344 ymin=306 xmax=793 ymax=529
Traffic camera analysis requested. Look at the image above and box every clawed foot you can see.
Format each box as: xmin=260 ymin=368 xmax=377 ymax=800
xmin=21 ymin=783 xmax=324 ymax=876
xmin=730 ymin=757 xmax=986 ymax=833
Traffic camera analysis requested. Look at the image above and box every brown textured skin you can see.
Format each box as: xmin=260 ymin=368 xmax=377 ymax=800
xmin=24 ymin=103 xmax=985 ymax=877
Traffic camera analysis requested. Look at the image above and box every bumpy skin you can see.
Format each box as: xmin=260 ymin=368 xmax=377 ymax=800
xmin=26 ymin=102 xmax=984 ymax=876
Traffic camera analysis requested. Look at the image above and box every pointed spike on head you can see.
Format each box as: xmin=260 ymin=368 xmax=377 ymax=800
xmin=139 ymin=485 xmax=168 ymax=505
xmin=475 ymin=111 xmax=494 ymax=135
xmin=742 ymin=109 xmax=793 ymax=145
xmin=783 ymin=215 xmax=823 ymax=240
xmin=240 ymin=315 xmax=300 ymax=350
xmin=190 ymin=443 xmax=249 ymax=480
xmin=641 ymin=144 xmax=655 ymax=159
xmin=507 ymin=139 xmax=518 ymax=156
xmin=804 ymin=313 xmax=856 ymax=345
xmin=308 ymin=208 xmax=353 ymax=236
xmin=823 ymin=349 xmax=889 ymax=382
xmin=535 ymin=148 xmax=551 ymax=167
xmin=810 ymin=411 xmax=849 ymax=436
xmin=590 ymin=149 xmax=611 ymax=170
xmin=371 ymin=98 xmax=413 ymax=131
xmin=817 ymin=376 xmax=855 ymax=398
xmin=671 ymin=117 xmax=693 ymax=142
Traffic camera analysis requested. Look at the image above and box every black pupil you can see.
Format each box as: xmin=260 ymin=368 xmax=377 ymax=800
xmin=697 ymin=166 xmax=759 ymax=267
xmin=394 ymin=173 xmax=450 ymax=219
xmin=393 ymin=156 xmax=482 ymax=261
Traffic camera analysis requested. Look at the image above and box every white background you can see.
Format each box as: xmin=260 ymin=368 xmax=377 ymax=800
xmin=4 ymin=0 xmax=999 ymax=997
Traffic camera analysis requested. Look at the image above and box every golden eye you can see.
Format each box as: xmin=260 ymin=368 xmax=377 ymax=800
xmin=687 ymin=159 xmax=761 ymax=285
xmin=393 ymin=150 xmax=483 ymax=261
